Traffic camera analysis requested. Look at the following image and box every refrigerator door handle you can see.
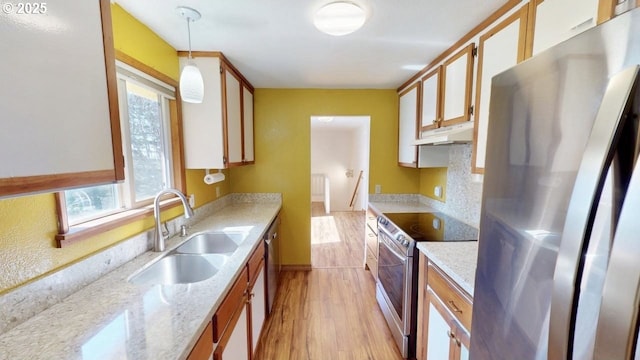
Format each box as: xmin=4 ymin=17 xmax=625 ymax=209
xmin=548 ymin=65 xmax=640 ymax=360
xmin=594 ymin=160 xmax=640 ymax=359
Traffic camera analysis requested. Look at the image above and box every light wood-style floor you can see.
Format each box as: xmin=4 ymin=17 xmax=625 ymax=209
xmin=253 ymin=203 xmax=403 ymax=360
xmin=310 ymin=202 xmax=365 ymax=268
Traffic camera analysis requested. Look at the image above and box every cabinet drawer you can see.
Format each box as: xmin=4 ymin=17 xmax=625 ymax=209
xmin=247 ymin=243 xmax=265 ymax=287
xmin=213 ymin=266 xmax=248 ymax=343
xmin=187 ymin=321 xmax=213 ymax=360
xmin=366 ymin=208 xmax=379 ymax=235
xmin=365 ymin=228 xmax=377 ymax=258
xmin=366 ymin=246 xmax=378 ymax=279
xmin=427 ymin=263 xmax=472 ymax=330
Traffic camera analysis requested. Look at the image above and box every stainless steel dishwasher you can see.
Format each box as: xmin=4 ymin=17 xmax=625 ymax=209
xmin=264 ymin=215 xmax=280 ymax=314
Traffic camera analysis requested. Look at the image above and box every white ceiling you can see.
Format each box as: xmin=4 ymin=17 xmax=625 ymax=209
xmin=114 ymin=0 xmax=509 ymax=89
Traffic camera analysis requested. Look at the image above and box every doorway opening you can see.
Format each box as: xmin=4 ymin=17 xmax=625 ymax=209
xmin=310 ymin=115 xmax=370 ymax=268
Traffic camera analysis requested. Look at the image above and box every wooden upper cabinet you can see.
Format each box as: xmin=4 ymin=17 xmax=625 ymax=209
xmin=441 ymin=43 xmax=475 ymax=127
xmin=225 ymin=67 xmax=243 ymax=166
xmin=0 ymin=0 xmax=123 ymax=198
xmin=397 ymin=82 xmax=421 ymax=167
xmin=472 ymin=5 xmax=529 ymax=174
xmin=180 ymin=53 xmax=254 ymax=169
xmin=531 ymin=0 xmax=599 ymax=56
xmin=242 ymin=85 xmax=255 ymax=164
xmin=420 ymin=66 xmax=443 ymax=132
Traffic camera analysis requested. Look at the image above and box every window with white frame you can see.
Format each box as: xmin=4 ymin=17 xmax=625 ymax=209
xmin=63 ymin=62 xmax=176 ymax=226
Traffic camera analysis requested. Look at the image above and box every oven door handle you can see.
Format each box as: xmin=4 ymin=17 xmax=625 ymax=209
xmin=379 ymin=233 xmax=407 ymax=261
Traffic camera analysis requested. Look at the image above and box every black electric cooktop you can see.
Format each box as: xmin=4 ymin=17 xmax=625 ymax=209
xmin=382 ymin=212 xmax=478 ymax=242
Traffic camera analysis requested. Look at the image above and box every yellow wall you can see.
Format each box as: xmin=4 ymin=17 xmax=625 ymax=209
xmin=0 ymin=4 xmax=225 ymax=294
xmin=419 ymin=168 xmax=448 ymax=201
xmin=229 ymin=89 xmax=419 ymax=266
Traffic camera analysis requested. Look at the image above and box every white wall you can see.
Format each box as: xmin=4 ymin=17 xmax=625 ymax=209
xmin=349 ymin=122 xmax=369 ymax=211
xmin=311 ymin=117 xmax=370 ymax=212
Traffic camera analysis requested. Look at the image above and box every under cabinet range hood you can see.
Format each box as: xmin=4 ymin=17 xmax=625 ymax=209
xmin=413 ymin=122 xmax=474 ymax=145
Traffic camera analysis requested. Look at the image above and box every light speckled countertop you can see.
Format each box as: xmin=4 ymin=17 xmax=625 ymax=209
xmin=416 ymin=242 xmax=477 ymax=296
xmin=369 ymin=198 xmax=436 ymax=214
xmin=0 ymin=200 xmax=281 ymax=360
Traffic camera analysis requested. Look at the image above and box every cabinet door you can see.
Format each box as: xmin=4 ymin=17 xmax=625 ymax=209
xmin=0 ymin=0 xmax=123 ymax=197
xmin=225 ymin=69 xmax=243 ymax=166
xmin=249 ymin=266 xmax=266 ymax=355
xmin=365 ymin=226 xmax=378 ymax=280
xmin=242 ymin=86 xmax=255 ymax=163
xmin=420 ymin=66 xmax=442 ymax=132
xmin=425 ymin=290 xmax=455 ymax=360
xmin=214 ymin=304 xmax=249 ymax=360
xmin=181 ymin=56 xmax=225 ymax=169
xmin=425 ymin=288 xmax=471 ymax=360
xmin=472 ymin=7 xmax=528 ymax=174
xmin=213 ymin=267 xmax=249 ymax=342
xmin=441 ymin=44 xmax=475 ymax=127
xmin=454 ymin=320 xmax=470 ymax=360
xmin=532 ymin=0 xmax=599 ymax=56
xmin=398 ymin=82 xmax=420 ymax=167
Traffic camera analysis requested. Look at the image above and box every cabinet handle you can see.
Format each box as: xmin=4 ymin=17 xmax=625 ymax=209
xmin=447 ymin=330 xmax=461 ymax=347
xmin=448 ymin=300 xmax=462 ymax=313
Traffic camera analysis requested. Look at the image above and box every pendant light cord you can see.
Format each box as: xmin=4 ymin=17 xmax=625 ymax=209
xmin=187 ymin=17 xmax=193 ymax=60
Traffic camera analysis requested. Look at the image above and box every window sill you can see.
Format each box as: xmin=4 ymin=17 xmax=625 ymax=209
xmin=55 ymin=198 xmax=183 ymax=248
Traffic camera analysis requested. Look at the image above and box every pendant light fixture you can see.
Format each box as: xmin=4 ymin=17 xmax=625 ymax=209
xmin=313 ymin=1 xmax=367 ymax=36
xmin=177 ymin=6 xmax=204 ymax=103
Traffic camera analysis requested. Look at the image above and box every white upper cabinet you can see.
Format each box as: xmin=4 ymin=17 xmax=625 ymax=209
xmin=0 ymin=0 xmax=123 ymax=197
xmin=532 ymin=0 xmax=599 ymax=56
xmin=242 ymin=85 xmax=255 ymax=163
xmin=398 ymin=83 xmax=420 ymax=167
xmin=442 ymin=44 xmax=475 ymax=127
xmin=420 ymin=67 xmax=442 ymax=132
xmin=472 ymin=6 xmax=529 ymax=174
xmin=180 ymin=53 xmax=254 ymax=169
xmin=226 ymin=69 xmax=243 ymax=165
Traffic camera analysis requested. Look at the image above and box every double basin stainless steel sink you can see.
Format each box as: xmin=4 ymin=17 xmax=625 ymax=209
xmin=128 ymin=231 xmax=247 ymax=286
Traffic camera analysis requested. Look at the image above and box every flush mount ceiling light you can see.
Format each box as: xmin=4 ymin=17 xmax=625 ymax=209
xmin=177 ymin=6 xmax=204 ymax=104
xmin=313 ymin=1 xmax=366 ymax=36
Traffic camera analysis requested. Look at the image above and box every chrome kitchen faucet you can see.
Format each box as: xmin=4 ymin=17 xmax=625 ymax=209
xmin=153 ymin=188 xmax=194 ymax=252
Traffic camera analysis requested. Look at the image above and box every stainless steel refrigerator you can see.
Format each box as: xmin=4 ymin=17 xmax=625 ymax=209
xmin=471 ymin=7 xmax=640 ymax=359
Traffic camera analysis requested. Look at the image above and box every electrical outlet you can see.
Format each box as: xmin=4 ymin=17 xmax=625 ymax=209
xmin=434 ymin=186 xmax=442 ymax=198
xmin=375 ymin=184 xmax=381 ymax=194
xmin=216 ymin=186 xmax=221 ymax=197
xmin=189 ymin=194 xmax=195 ymax=208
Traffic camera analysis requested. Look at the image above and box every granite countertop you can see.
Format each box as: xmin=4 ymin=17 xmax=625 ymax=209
xmin=0 ymin=199 xmax=281 ymax=360
xmin=416 ymin=242 xmax=478 ymax=296
xmin=368 ymin=199 xmax=436 ymax=214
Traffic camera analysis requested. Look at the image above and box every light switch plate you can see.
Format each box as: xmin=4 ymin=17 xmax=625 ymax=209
xmin=434 ymin=186 xmax=442 ymax=198
xmin=189 ymin=194 xmax=195 ymax=208
xmin=375 ymin=184 xmax=381 ymax=194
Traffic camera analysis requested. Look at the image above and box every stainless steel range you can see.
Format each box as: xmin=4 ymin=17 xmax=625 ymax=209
xmin=375 ymin=211 xmax=478 ymax=358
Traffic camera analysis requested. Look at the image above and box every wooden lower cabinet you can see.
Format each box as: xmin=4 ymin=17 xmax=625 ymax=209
xmin=188 ymin=322 xmax=214 ymax=360
xmin=364 ymin=206 xmax=379 ymax=280
xmin=249 ymin=265 xmax=267 ymax=354
xmin=214 ymin=303 xmax=249 ymax=360
xmin=211 ymin=243 xmax=268 ymax=360
xmin=247 ymin=242 xmax=267 ymax=357
xmin=417 ymin=253 xmax=472 ymax=360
